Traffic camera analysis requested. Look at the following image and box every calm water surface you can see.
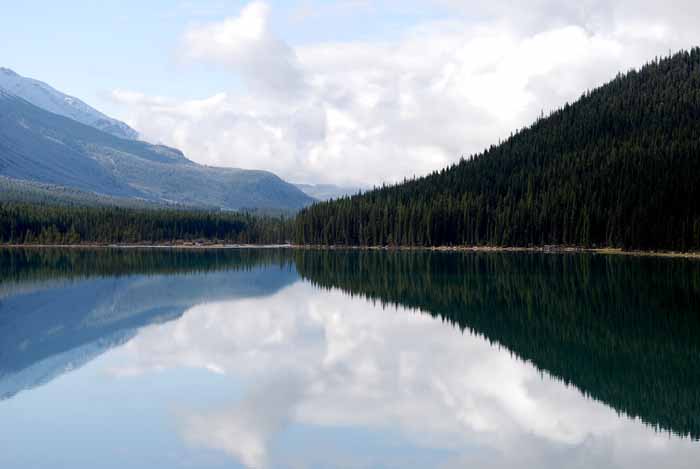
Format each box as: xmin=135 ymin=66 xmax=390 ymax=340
xmin=1 ymin=248 xmax=699 ymax=468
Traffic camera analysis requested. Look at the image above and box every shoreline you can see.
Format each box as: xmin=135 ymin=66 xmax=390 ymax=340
xmin=293 ymin=244 xmax=700 ymax=259
xmin=1 ymin=243 xmax=699 ymax=259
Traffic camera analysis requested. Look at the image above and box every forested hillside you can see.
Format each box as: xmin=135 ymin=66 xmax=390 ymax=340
xmin=295 ymin=49 xmax=700 ymax=251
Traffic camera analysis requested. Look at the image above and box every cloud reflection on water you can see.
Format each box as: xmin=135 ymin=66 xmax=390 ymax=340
xmin=113 ymin=282 xmax=700 ymax=469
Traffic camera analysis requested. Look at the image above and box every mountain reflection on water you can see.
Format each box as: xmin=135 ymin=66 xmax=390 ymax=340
xmin=0 ymin=248 xmax=297 ymax=399
xmin=0 ymin=248 xmax=698 ymax=469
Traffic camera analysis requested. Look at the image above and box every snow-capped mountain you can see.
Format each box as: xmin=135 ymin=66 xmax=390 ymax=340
xmin=0 ymin=67 xmax=138 ymax=140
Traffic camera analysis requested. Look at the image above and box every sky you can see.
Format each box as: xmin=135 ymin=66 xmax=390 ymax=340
xmin=3 ymin=0 xmax=700 ymax=186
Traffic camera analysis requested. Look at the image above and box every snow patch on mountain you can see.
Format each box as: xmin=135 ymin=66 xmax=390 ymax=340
xmin=0 ymin=67 xmax=138 ymax=140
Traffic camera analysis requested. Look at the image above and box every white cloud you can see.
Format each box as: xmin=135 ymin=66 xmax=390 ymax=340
xmin=112 ymin=1 xmax=700 ymax=186
xmin=183 ymin=1 xmax=306 ymax=97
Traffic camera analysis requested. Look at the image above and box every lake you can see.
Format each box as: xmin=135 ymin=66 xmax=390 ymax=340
xmin=1 ymin=248 xmax=699 ymax=468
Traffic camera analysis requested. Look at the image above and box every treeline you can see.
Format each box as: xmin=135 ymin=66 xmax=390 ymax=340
xmin=295 ymin=249 xmax=700 ymax=439
xmin=0 ymin=202 xmax=292 ymax=245
xmin=295 ymin=49 xmax=700 ymax=251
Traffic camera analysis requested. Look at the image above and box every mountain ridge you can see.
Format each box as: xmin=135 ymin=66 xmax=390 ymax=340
xmin=0 ymin=67 xmax=138 ymax=140
xmin=0 ymin=92 xmax=313 ymax=210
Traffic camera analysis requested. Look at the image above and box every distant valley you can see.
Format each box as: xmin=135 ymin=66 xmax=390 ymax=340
xmin=294 ymin=183 xmax=362 ymax=201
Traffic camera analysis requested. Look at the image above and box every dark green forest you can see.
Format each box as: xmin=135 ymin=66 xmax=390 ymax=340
xmin=0 ymin=202 xmax=292 ymax=245
xmin=295 ymin=49 xmax=700 ymax=250
xmin=294 ymin=249 xmax=700 ymax=439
